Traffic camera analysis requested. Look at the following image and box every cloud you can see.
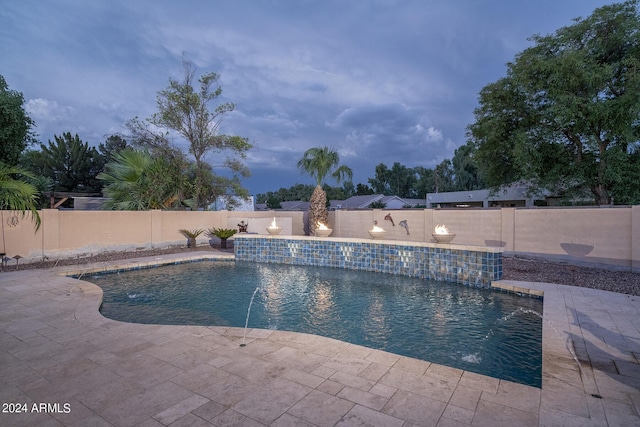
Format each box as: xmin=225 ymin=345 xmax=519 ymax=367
xmin=25 ymin=98 xmax=74 ymax=122
xmin=2 ymin=0 xmax=614 ymax=194
xmin=327 ymin=103 xmax=452 ymax=170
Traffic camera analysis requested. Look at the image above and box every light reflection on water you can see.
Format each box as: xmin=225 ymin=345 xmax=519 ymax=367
xmin=91 ymin=260 xmax=543 ymax=387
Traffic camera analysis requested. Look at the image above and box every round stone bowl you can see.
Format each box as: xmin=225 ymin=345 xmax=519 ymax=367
xmin=314 ymin=228 xmax=333 ymax=237
xmin=432 ymin=233 xmax=456 ymax=243
xmin=266 ymin=226 xmax=282 ymax=235
xmin=368 ymin=230 xmax=387 ymax=239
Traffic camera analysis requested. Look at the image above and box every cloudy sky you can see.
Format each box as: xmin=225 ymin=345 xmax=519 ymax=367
xmin=1 ymin=0 xmax=616 ymax=196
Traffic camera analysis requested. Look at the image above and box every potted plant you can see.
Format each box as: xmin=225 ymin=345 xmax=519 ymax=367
xmin=237 ymin=220 xmax=249 ymax=233
xmin=178 ymin=229 xmax=204 ymax=249
xmin=206 ymin=227 xmax=237 ymax=249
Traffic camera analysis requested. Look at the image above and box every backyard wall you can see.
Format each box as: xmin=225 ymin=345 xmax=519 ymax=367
xmin=329 ymin=206 xmax=639 ymax=271
xmin=0 ymin=206 xmax=638 ymax=271
xmin=0 ymin=209 xmax=305 ymax=262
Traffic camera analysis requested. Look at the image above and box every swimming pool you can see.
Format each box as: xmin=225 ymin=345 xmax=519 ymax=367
xmin=90 ymin=260 xmax=543 ymax=387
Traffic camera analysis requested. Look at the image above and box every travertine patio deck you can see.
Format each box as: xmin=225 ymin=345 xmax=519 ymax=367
xmin=0 ymin=252 xmax=638 ymax=426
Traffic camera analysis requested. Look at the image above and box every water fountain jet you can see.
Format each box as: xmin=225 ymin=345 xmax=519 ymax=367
xmin=240 ymin=287 xmax=260 ymax=346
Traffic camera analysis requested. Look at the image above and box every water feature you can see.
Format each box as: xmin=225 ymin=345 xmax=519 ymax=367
xmin=234 ymin=235 xmax=503 ymax=287
xmin=90 ymin=260 xmax=543 ymax=387
xmin=240 ymin=287 xmax=260 ymax=346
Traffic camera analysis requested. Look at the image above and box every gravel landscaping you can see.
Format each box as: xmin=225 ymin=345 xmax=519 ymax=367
xmin=502 ymin=255 xmax=640 ymax=296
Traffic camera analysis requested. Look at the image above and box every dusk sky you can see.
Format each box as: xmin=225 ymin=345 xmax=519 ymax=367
xmin=1 ymin=0 xmax=616 ymax=196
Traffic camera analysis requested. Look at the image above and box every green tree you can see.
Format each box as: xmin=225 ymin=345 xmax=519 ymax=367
xmin=297 ymin=146 xmax=352 ymax=234
xmin=0 ymin=75 xmax=36 ymax=166
xmin=99 ymin=135 xmax=129 ymax=164
xmin=412 ymin=166 xmax=435 ymax=196
xmin=98 ymin=149 xmax=184 ymax=210
xmin=340 ymin=180 xmax=355 ymax=198
xmin=149 ymin=59 xmax=252 ymax=209
xmin=368 ymin=164 xmax=390 ymax=194
xmin=434 ymin=159 xmax=455 ymax=193
xmin=29 ymin=132 xmax=105 ymax=193
xmin=265 ymin=195 xmax=282 ymax=209
xmin=451 ymin=143 xmax=485 ymax=191
xmin=0 ymin=163 xmax=41 ymax=231
xmin=368 ymin=162 xmax=419 ymax=198
xmin=468 ymin=1 xmax=640 ymax=205
xmin=355 ymin=183 xmax=374 ymax=195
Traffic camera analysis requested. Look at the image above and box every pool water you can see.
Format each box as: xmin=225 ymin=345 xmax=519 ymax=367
xmin=91 ymin=260 xmax=543 ymax=387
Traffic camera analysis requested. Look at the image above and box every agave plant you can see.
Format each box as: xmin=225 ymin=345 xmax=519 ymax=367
xmin=178 ymin=229 xmax=204 ymax=248
xmin=206 ymin=227 xmax=237 ymax=249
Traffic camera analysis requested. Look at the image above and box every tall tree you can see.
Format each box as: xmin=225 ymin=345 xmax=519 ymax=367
xmin=340 ymin=180 xmax=356 ymax=199
xmin=468 ymin=1 xmax=640 ymax=205
xmin=451 ymin=142 xmax=485 ymax=191
xmin=0 ymin=75 xmax=36 ymax=166
xmin=434 ymin=159 xmax=455 ymax=193
xmin=368 ymin=163 xmax=391 ymax=194
xmin=355 ymin=183 xmax=374 ymax=195
xmin=31 ymin=133 xmax=105 ymax=193
xmin=149 ymin=59 xmax=252 ymax=209
xmin=412 ymin=166 xmax=435 ymax=197
xmin=368 ymin=163 xmax=420 ymax=197
xmin=0 ymin=163 xmax=41 ymax=232
xmin=99 ymin=135 xmax=129 ymax=164
xmin=297 ymin=146 xmax=352 ymax=235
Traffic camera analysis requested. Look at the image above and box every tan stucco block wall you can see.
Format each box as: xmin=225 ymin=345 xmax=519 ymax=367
xmin=228 ymin=211 xmax=305 ymax=236
xmin=0 ymin=207 xmax=637 ymax=270
xmin=514 ymin=208 xmax=632 ymax=266
xmin=431 ymin=209 xmax=502 ymax=247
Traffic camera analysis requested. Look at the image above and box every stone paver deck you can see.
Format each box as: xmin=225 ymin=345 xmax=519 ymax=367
xmin=1 ymin=252 xmax=638 ymax=426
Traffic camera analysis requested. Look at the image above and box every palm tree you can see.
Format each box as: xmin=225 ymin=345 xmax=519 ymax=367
xmin=0 ymin=163 xmax=41 ymax=227
xmin=297 ymin=146 xmax=352 ymax=235
xmin=0 ymin=163 xmax=41 ymax=255
xmin=98 ymin=149 xmax=187 ymax=210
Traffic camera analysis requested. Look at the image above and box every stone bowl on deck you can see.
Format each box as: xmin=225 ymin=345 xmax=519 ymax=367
xmin=432 ymin=233 xmax=456 ymax=243
xmin=314 ymin=228 xmax=333 ymax=237
xmin=266 ymin=227 xmax=282 ymax=235
xmin=368 ymin=230 xmax=387 ymax=239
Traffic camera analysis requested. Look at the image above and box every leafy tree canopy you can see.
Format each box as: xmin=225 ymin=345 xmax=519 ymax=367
xmin=257 ymin=182 xmax=355 ymax=206
xmin=147 ymin=59 xmax=252 ymax=209
xmin=451 ymin=143 xmax=485 ymax=191
xmin=25 ymin=132 xmax=105 ymax=193
xmin=467 ymin=0 xmax=640 ymax=205
xmin=355 ymin=183 xmax=374 ymax=196
xmin=99 ymin=135 xmax=129 ymax=163
xmin=0 ymin=75 xmax=36 ymax=166
xmin=368 ymin=162 xmax=419 ymax=198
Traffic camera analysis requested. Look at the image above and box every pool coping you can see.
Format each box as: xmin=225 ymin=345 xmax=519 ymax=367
xmin=1 ymin=251 xmax=639 ymax=425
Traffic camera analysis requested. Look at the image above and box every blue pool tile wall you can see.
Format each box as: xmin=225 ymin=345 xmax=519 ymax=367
xmin=234 ymin=236 xmax=502 ymax=287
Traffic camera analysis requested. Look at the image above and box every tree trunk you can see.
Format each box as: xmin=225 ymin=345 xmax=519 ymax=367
xmin=308 ymin=185 xmax=328 ymax=236
xmin=591 ymin=184 xmax=611 ymax=205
